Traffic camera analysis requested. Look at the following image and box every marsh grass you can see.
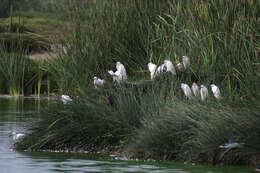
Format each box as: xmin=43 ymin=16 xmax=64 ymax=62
xmin=0 ymin=43 xmax=26 ymax=95
xmin=15 ymin=0 xmax=260 ymax=165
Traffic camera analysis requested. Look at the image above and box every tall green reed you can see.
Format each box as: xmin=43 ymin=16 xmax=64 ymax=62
xmin=0 ymin=43 xmax=25 ymax=95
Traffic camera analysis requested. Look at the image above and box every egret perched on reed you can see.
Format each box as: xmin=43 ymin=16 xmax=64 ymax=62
xmin=108 ymin=70 xmax=121 ymax=82
xmin=192 ymin=82 xmax=199 ymax=97
xmin=181 ymin=83 xmax=192 ymax=99
xmin=93 ymin=76 xmax=105 ymax=88
xmin=9 ymin=132 xmax=24 ymax=141
xmin=108 ymin=61 xmax=127 ymax=83
xmin=200 ymin=85 xmax=208 ymax=101
xmin=147 ymin=62 xmax=157 ymax=80
xmin=116 ymin=61 xmax=127 ymax=81
xmin=182 ymin=56 xmax=190 ymax=70
xmin=164 ymin=60 xmax=176 ymax=75
xmin=156 ymin=63 xmax=166 ymax=74
xmin=61 ymin=94 xmax=72 ymax=104
xmin=210 ymin=84 xmax=221 ymax=99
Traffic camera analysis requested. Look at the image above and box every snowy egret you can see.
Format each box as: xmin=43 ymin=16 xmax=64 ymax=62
xmin=61 ymin=94 xmax=72 ymax=104
xmin=182 ymin=56 xmax=190 ymax=70
xmin=181 ymin=83 xmax=192 ymax=99
xmin=108 ymin=70 xmax=122 ymax=83
xmin=147 ymin=62 xmax=157 ymax=80
xmin=254 ymin=168 xmax=260 ymax=172
xmin=200 ymin=85 xmax=208 ymax=101
xmin=219 ymin=142 xmax=242 ymax=149
xmin=93 ymin=76 xmax=105 ymax=88
xmin=116 ymin=61 xmax=127 ymax=81
xmin=192 ymin=82 xmax=200 ymax=97
xmin=164 ymin=60 xmax=176 ymax=75
xmin=210 ymin=84 xmax=221 ymax=99
xmin=176 ymin=62 xmax=184 ymax=71
xmin=9 ymin=132 xmax=24 ymax=141
xmin=156 ymin=63 xmax=166 ymax=75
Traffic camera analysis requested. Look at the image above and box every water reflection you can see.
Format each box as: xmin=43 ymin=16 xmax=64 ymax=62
xmin=0 ymin=96 xmax=252 ymax=173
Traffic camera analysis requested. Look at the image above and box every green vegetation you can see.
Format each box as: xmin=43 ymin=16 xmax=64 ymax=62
xmin=1 ymin=0 xmax=259 ymax=166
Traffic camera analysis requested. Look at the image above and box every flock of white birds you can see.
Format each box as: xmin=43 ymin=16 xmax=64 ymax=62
xmin=93 ymin=55 xmax=221 ymax=101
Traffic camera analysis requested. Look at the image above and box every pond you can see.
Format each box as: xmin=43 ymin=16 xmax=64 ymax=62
xmin=0 ymin=96 xmax=253 ymax=173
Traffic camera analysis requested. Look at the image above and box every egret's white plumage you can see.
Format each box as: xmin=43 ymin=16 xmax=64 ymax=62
xmin=176 ymin=62 xmax=184 ymax=71
xmin=108 ymin=70 xmax=121 ymax=82
xmin=164 ymin=60 xmax=176 ymax=75
xmin=61 ymin=94 xmax=72 ymax=104
xmin=200 ymin=85 xmax=208 ymax=101
xmin=116 ymin=61 xmax=127 ymax=81
xmin=181 ymin=83 xmax=192 ymax=99
xmin=147 ymin=62 xmax=157 ymax=80
xmin=182 ymin=56 xmax=190 ymax=70
xmin=210 ymin=84 xmax=221 ymax=99
xmin=219 ymin=142 xmax=242 ymax=149
xmin=108 ymin=62 xmax=127 ymax=83
xmin=192 ymin=82 xmax=199 ymax=97
xmin=93 ymin=76 xmax=105 ymax=88
xmin=10 ymin=132 xmax=24 ymax=141
xmin=156 ymin=63 xmax=166 ymax=74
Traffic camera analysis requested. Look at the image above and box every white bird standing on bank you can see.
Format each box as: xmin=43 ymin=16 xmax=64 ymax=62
xmin=93 ymin=76 xmax=105 ymax=88
xmin=61 ymin=94 xmax=72 ymax=104
xmin=147 ymin=62 xmax=157 ymax=80
xmin=164 ymin=60 xmax=176 ymax=75
xmin=192 ymin=82 xmax=200 ymax=97
xmin=9 ymin=132 xmax=25 ymax=141
xmin=182 ymin=56 xmax=190 ymax=70
xmin=116 ymin=61 xmax=127 ymax=81
xmin=210 ymin=84 xmax=221 ymax=99
xmin=181 ymin=83 xmax=192 ymax=99
xmin=200 ymin=85 xmax=208 ymax=101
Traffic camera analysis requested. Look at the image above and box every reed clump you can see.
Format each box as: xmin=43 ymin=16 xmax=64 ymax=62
xmin=15 ymin=0 xmax=260 ymax=165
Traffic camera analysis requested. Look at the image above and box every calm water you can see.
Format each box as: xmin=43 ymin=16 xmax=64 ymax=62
xmin=0 ymin=96 xmax=253 ymax=173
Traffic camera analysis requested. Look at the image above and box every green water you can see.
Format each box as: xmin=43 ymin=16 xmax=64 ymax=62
xmin=0 ymin=96 xmax=254 ymax=173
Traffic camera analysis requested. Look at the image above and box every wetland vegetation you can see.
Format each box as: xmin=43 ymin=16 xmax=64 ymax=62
xmin=0 ymin=0 xmax=259 ymax=168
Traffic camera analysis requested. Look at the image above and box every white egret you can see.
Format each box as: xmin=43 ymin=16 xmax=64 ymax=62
xmin=156 ymin=63 xmax=166 ymax=75
xmin=9 ymin=132 xmax=25 ymax=141
xmin=210 ymin=84 xmax=221 ymax=99
xmin=182 ymin=56 xmax=190 ymax=70
xmin=192 ymin=82 xmax=200 ymax=97
xmin=200 ymin=85 xmax=208 ymax=101
xmin=108 ymin=70 xmax=122 ymax=83
xmin=164 ymin=60 xmax=176 ymax=75
xmin=176 ymin=62 xmax=184 ymax=71
xmin=116 ymin=61 xmax=127 ymax=81
xmin=181 ymin=83 xmax=192 ymax=99
xmin=61 ymin=94 xmax=72 ymax=104
xmin=93 ymin=76 xmax=105 ymax=88
xmin=219 ymin=142 xmax=242 ymax=149
xmin=255 ymin=168 xmax=260 ymax=172
xmin=147 ymin=62 xmax=157 ymax=80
